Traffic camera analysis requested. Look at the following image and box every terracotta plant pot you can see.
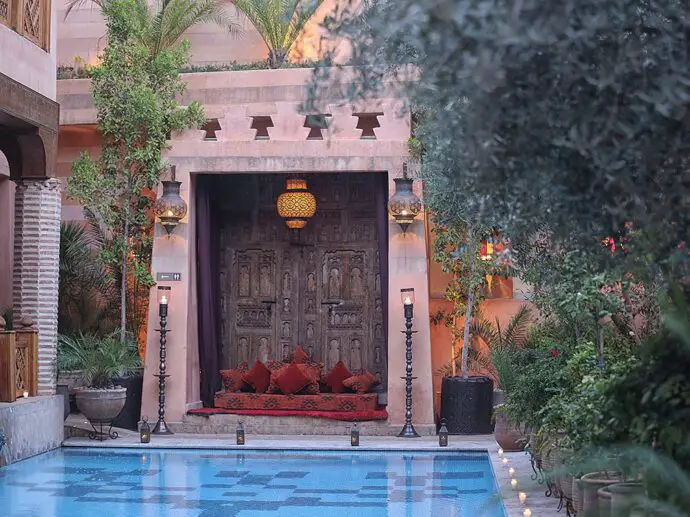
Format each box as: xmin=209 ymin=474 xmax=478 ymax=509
xmin=493 ymin=405 xmax=525 ymax=451
xmin=609 ymin=482 xmax=644 ymax=517
xmin=597 ymin=485 xmax=612 ymax=517
xmin=581 ymin=472 xmax=622 ymax=517
xmin=75 ymin=387 xmax=127 ymax=423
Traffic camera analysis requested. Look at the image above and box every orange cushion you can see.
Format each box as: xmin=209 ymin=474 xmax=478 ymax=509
xmin=219 ymin=362 xmax=248 ymax=392
xmin=323 ymin=361 xmax=352 ymax=394
xmin=343 ymin=370 xmax=378 ymax=394
xmin=275 ymin=363 xmax=312 ymax=395
xmin=242 ymin=360 xmax=271 ymax=394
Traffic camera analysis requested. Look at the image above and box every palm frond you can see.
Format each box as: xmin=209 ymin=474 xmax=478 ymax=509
xmin=63 ymin=0 xmax=103 ymax=20
xmin=501 ymin=304 xmax=532 ymax=347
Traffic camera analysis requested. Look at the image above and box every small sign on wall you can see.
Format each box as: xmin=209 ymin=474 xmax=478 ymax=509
xmin=157 ymin=272 xmax=182 ymax=282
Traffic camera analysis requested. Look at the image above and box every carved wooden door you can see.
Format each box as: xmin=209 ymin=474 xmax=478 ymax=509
xmin=218 ymin=173 xmax=387 ymax=388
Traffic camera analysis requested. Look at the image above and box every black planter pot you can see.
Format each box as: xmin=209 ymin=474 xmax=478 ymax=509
xmin=111 ymin=371 xmax=143 ymax=431
xmin=440 ymin=376 xmax=494 ymax=434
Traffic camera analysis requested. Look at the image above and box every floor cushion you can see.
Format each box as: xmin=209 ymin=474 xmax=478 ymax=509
xmin=214 ymin=392 xmax=379 ymax=412
xmin=242 ymin=360 xmax=271 ymax=394
xmin=323 ymin=361 xmax=352 ymax=393
xmin=296 ymin=362 xmax=322 ymax=395
xmin=289 ymin=345 xmax=310 ymax=364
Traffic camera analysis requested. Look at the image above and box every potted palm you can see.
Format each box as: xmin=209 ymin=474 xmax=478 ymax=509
xmin=471 ymin=305 xmax=532 ymax=450
xmin=433 ymin=223 xmax=513 ymax=434
xmin=57 ymin=331 xmax=142 ymax=430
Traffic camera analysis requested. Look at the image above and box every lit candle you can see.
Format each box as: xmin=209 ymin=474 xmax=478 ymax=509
xmin=508 ymin=467 xmax=515 ymax=477
xmin=519 ymin=492 xmax=527 ymax=504
xmin=404 ymin=297 xmax=412 ymax=305
xmin=497 ymin=448 xmax=504 ymax=457
xmin=511 ymin=479 xmax=519 ymax=490
xmin=523 ymin=509 xmax=532 ymax=517
xmin=160 ymin=295 xmax=168 ymax=305
xmin=23 ymin=391 xmax=29 ymax=398
xmin=502 ymin=458 xmax=509 ymax=466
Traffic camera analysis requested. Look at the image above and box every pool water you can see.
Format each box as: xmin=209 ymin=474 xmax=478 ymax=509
xmin=0 ymin=448 xmax=505 ymax=517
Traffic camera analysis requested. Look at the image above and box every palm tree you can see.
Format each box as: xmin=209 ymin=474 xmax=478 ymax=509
xmin=64 ymin=0 xmax=241 ymax=56
xmin=436 ymin=304 xmax=532 ymax=388
xmin=233 ymin=0 xmax=323 ymax=67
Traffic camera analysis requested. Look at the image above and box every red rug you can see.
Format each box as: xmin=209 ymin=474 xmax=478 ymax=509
xmin=188 ymin=408 xmax=388 ymax=421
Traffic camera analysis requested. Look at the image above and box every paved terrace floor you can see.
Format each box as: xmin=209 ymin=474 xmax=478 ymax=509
xmin=64 ymin=420 xmax=562 ymax=517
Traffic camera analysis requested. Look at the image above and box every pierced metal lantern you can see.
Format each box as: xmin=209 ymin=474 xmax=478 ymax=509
xmin=236 ymin=422 xmax=245 ymax=446
xmin=276 ymin=178 xmax=317 ymax=230
xmin=388 ymin=165 xmax=422 ymax=233
xmin=351 ymin=423 xmax=360 ymax=446
xmin=439 ymin=418 xmax=449 ymax=447
xmin=153 ymin=180 xmax=187 ymax=235
xmin=140 ymin=419 xmax=151 ymax=444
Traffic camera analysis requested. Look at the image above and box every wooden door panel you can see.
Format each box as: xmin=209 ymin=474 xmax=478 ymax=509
xmin=217 ymin=173 xmax=387 ymax=390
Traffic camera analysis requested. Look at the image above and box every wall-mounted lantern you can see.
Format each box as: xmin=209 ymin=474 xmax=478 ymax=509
xmin=388 ymin=163 xmax=422 ymax=233
xmin=153 ymin=166 xmax=187 ymax=236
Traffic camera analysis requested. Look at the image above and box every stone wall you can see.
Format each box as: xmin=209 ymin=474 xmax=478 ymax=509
xmin=0 ymin=396 xmax=64 ymax=466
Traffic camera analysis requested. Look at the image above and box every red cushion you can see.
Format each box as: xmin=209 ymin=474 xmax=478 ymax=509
xmin=242 ymin=360 xmax=271 ymax=394
xmin=267 ymin=361 xmax=290 ymax=393
xmin=275 ymin=363 xmax=312 ymax=395
xmin=219 ymin=362 xmax=248 ymax=392
xmin=296 ymin=363 xmax=322 ymax=395
xmin=343 ymin=370 xmax=378 ymax=394
xmin=291 ymin=345 xmax=309 ymax=364
xmin=323 ymin=361 xmax=352 ymax=393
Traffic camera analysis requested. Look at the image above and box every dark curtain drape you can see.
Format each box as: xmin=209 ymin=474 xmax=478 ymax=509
xmin=375 ymin=172 xmax=389 ymax=358
xmin=196 ymin=176 xmax=221 ymax=407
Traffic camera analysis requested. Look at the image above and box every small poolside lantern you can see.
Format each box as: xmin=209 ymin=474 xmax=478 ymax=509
xmin=398 ymin=288 xmax=420 ymax=438
xmin=388 ymin=163 xmax=422 ymax=233
xmin=438 ymin=419 xmax=449 ymax=447
xmin=350 ymin=423 xmax=360 ymax=446
xmin=276 ymin=178 xmax=317 ymax=230
xmin=154 ymin=167 xmax=187 ymax=236
xmin=236 ymin=422 xmax=245 ymax=446
xmin=140 ymin=418 xmax=151 ymax=444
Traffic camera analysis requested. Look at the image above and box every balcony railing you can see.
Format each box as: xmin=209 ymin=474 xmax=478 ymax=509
xmin=0 ymin=0 xmax=50 ymax=51
xmin=0 ymin=316 xmax=39 ymax=402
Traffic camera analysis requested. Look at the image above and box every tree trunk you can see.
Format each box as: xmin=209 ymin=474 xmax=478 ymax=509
xmin=450 ymin=315 xmax=457 ymax=377
xmin=120 ymin=213 xmax=129 ymax=344
xmin=461 ymin=227 xmax=476 ymax=379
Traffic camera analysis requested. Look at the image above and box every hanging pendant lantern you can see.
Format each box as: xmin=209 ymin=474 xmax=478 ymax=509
xmin=388 ymin=164 xmax=422 ymax=233
xmin=153 ymin=178 xmax=187 ymax=236
xmin=276 ymin=178 xmax=317 ymax=230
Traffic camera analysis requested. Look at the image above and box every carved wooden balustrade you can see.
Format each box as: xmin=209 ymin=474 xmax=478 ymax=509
xmin=0 ymin=316 xmax=39 ymax=403
xmin=0 ymin=0 xmax=50 ymax=50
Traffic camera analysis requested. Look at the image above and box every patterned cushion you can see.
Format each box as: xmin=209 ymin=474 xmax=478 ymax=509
xmin=241 ymin=360 xmax=271 ymax=394
xmin=214 ymin=392 xmax=379 ymax=412
xmin=323 ymin=361 xmax=352 ymax=393
xmin=219 ymin=362 xmax=249 ymax=392
xmin=289 ymin=345 xmax=310 ymax=364
xmin=296 ymin=362 xmax=323 ymax=395
xmin=342 ymin=370 xmax=378 ymax=394
xmin=267 ymin=361 xmax=290 ymax=393
xmin=275 ymin=363 xmax=312 ymax=395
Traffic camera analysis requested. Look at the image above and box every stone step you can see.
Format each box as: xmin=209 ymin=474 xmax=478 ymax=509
xmin=174 ymin=413 xmax=437 ymax=437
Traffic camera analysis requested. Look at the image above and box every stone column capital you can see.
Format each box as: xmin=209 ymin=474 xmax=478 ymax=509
xmin=15 ymin=177 xmax=63 ymax=192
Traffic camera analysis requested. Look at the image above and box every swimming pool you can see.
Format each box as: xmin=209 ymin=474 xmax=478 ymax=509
xmin=0 ymin=448 xmax=506 ymax=516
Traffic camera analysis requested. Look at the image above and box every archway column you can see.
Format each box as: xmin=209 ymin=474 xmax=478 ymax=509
xmin=12 ymin=178 xmax=62 ymax=395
